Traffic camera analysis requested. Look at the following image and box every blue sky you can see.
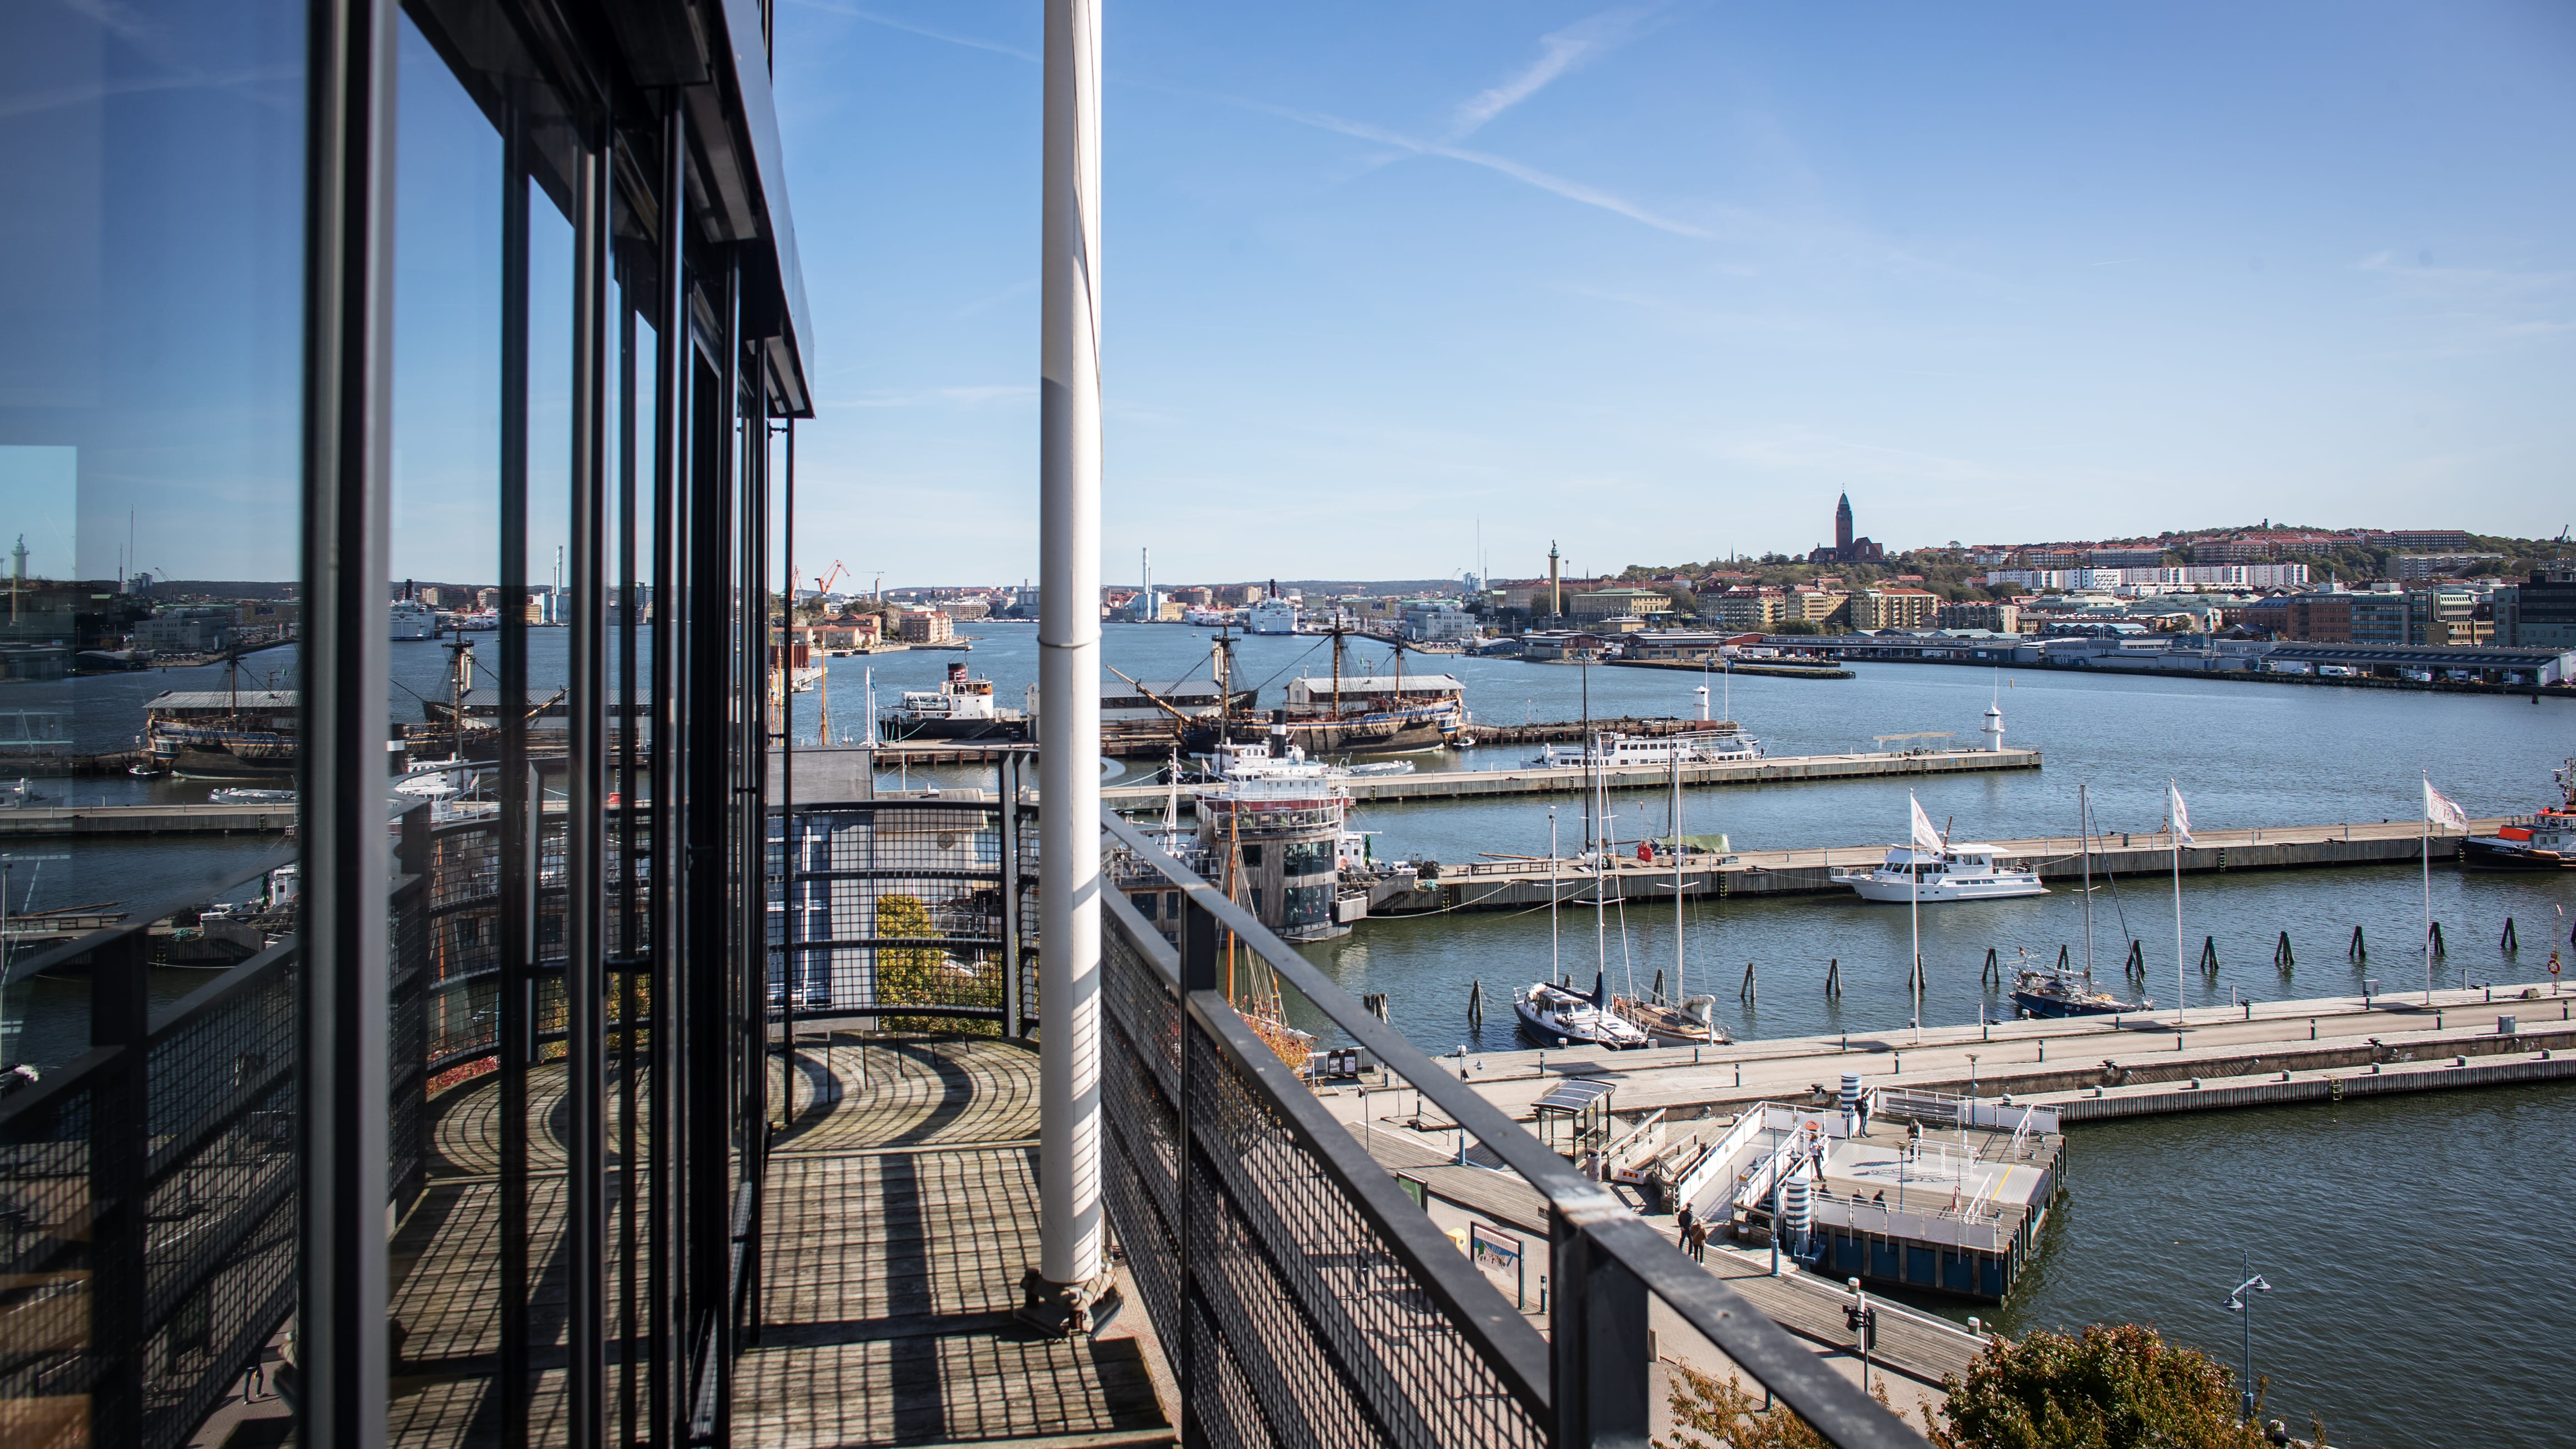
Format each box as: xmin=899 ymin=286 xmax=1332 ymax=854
xmin=773 ymin=0 xmax=2576 ymax=587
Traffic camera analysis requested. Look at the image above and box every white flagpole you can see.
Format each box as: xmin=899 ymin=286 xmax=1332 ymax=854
xmin=2171 ymin=780 xmax=2186 ymax=1031
xmin=2422 ymin=771 xmax=2434 ymax=1006
xmin=1910 ymin=821 xmax=1922 ymax=1045
xmin=1550 ymin=807 xmax=1560 ymax=985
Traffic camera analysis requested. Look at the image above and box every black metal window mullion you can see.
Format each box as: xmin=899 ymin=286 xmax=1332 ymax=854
xmin=647 ymin=91 xmax=688 ymax=1449
xmin=614 ymin=219 xmax=644 ymax=1449
xmin=495 ymin=90 xmax=536 ymax=1449
xmin=565 ymin=104 xmax=614 ymax=1449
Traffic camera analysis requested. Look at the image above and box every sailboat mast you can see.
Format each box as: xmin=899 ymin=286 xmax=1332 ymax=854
xmin=1549 ymin=808 xmax=1560 ymax=986
xmin=1672 ymin=753 xmax=1684 ymax=1005
xmin=2079 ymin=781 xmax=2094 ymax=979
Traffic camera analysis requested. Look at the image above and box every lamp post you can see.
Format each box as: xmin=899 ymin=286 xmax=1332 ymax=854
xmin=2225 ymin=1253 xmax=2272 ymax=1424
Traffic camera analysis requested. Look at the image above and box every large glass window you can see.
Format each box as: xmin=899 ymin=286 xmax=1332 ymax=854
xmin=1 ymin=3 xmax=309 ymax=1445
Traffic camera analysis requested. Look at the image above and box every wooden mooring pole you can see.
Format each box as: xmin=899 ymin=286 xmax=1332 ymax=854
xmin=2349 ymin=924 xmax=2367 ymax=962
xmin=2199 ymin=935 xmax=2219 ymax=975
xmin=1740 ymin=960 xmax=1758 ymax=1003
xmin=2274 ymin=930 xmax=2295 ymax=972
xmin=1824 ymin=958 xmax=1842 ymax=998
xmin=1466 ymin=978 xmax=1483 ymax=1030
xmin=2501 ymin=917 xmax=2517 ymax=953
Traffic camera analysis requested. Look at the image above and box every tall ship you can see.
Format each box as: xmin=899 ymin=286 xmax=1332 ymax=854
xmin=1276 ymin=671 xmax=1468 ymax=753
xmin=143 ymin=688 xmax=299 ymax=779
xmin=2462 ymin=758 xmax=2576 ymax=870
xmin=879 ymin=661 xmax=1025 ymax=741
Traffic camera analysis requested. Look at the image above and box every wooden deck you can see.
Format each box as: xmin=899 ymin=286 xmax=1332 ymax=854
xmin=370 ymin=1035 xmax=1172 ymax=1448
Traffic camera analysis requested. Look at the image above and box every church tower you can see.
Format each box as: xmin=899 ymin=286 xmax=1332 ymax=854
xmin=1834 ymin=493 xmax=1854 ymax=552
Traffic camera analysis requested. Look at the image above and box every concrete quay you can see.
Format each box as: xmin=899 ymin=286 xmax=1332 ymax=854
xmin=0 ymin=802 xmax=294 ymax=836
xmin=1355 ymin=816 xmax=2508 ymax=918
xmin=1335 ymin=985 xmax=2576 ymax=1135
xmin=1101 ymin=745 xmax=2042 ymax=811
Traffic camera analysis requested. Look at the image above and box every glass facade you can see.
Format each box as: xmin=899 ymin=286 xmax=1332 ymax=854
xmin=0 ymin=0 xmax=809 ymax=1444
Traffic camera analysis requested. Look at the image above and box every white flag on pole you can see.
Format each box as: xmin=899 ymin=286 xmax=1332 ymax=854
xmin=1909 ymin=792 xmax=1943 ymax=853
xmin=2168 ymin=783 xmax=2193 ymax=846
xmin=2424 ymin=777 xmax=2467 ymax=834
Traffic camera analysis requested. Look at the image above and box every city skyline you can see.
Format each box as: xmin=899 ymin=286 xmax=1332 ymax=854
xmin=773 ymin=0 xmax=2575 ymax=583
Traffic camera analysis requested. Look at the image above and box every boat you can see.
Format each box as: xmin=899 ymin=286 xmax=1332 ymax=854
xmin=879 ymin=662 xmax=1025 ymax=741
xmin=0 ymin=778 xmax=42 ymax=808
xmin=143 ymin=688 xmax=299 ymax=779
xmin=2461 ymin=758 xmax=2576 ymax=870
xmin=1531 ymin=728 xmax=1762 ymax=769
xmin=1276 ymin=671 xmax=1469 ymax=754
xmin=1836 ymin=844 xmax=2047 ymax=902
xmin=2011 ymin=964 xmax=2146 ymax=1018
xmin=1245 ymin=597 xmax=1298 ymax=634
xmin=1612 ymin=755 xmax=1727 ymax=1046
xmin=1515 ymin=973 xmax=1650 ymax=1049
xmin=209 ymin=787 xmax=295 ymax=805
xmin=390 ymin=598 xmax=438 ymax=641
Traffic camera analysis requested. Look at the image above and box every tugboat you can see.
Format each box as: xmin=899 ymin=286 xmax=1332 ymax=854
xmin=879 ymin=662 xmax=1026 ymax=741
xmin=2011 ymin=962 xmax=2147 ymax=1018
xmin=2461 ymin=759 xmax=2576 ymax=870
xmin=1515 ymin=971 xmax=1650 ymax=1049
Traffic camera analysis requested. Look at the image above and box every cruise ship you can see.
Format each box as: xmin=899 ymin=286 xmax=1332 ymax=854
xmin=391 ymin=598 xmax=438 ymax=640
xmin=1245 ymin=597 xmax=1298 ymax=634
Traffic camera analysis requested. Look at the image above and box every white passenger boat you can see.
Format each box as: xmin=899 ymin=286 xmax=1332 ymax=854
xmin=1514 ymin=973 xmax=1650 ymax=1050
xmin=1531 ymin=728 xmax=1762 ymax=769
xmin=1835 ymin=844 xmax=2047 ymax=903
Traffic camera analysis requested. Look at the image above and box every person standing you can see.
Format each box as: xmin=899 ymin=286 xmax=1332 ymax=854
xmin=1689 ymin=1220 xmax=1710 ymax=1262
xmin=1676 ymin=1203 xmax=1696 ymax=1249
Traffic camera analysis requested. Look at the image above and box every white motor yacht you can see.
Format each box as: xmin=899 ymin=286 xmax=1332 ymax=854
xmin=1531 ymin=728 xmax=1762 ymax=769
xmin=1836 ymin=844 xmax=2047 ymax=903
xmin=1514 ymin=973 xmax=1650 ymax=1050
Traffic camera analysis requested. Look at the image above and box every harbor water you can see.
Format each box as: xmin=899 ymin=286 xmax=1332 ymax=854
xmin=10 ymin=620 xmax=2576 ymax=1445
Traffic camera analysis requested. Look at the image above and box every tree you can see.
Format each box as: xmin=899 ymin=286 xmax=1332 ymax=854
xmin=1923 ymin=1323 xmax=2269 ymax=1449
xmin=1656 ymin=1363 xmax=1891 ymax=1449
xmin=872 ymin=893 xmax=997 ymax=1034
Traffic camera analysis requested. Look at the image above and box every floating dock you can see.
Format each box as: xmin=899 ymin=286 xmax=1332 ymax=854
xmin=1352 ymin=816 xmax=2505 ymax=918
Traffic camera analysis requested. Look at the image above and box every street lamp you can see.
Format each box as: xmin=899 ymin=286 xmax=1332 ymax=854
xmin=2224 ymin=1252 xmax=2272 ymax=1424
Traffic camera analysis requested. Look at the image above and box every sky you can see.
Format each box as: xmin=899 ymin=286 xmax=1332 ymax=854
xmin=771 ymin=1 xmax=2576 ymax=588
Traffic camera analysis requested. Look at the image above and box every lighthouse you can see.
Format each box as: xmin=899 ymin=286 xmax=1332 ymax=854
xmin=1982 ymin=699 xmax=2005 ymax=752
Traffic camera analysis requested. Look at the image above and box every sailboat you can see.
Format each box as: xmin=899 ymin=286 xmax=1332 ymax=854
xmin=1513 ymin=708 xmax=1648 ymax=1050
xmin=2012 ymin=781 xmax=2148 ymax=1017
xmin=1613 ymin=753 xmax=1725 ymax=1045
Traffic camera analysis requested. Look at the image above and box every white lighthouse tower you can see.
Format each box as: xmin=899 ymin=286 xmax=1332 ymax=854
xmin=1982 ymin=697 xmax=2005 ymax=752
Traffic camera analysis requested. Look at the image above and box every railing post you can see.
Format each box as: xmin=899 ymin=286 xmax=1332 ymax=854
xmin=1553 ymin=1214 xmax=1653 ymax=1449
xmin=999 ymin=752 xmax=1024 ymax=1037
xmin=87 ymin=928 xmax=152 ymax=1449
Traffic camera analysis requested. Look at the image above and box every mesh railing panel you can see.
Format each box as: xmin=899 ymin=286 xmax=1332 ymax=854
xmin=0 ymin=1083 xmax=95 ymax=1449
xmin=1183 ymin=1028 xmax=1546 ymax=1449
xmin=1097 ymin=926 xmax=1181 ymax=1346
xmin=772 ymin=804 xmax=1016 ymax=1020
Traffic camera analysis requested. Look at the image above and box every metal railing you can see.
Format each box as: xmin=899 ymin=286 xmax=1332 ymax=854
xmin=769 ymin=794 xmax=1037 ymax=1034
xmin=1097 ymin=808 xmax=1924 ymax=1449
xmin=0 ymin=812 xmax=430 ymax=1449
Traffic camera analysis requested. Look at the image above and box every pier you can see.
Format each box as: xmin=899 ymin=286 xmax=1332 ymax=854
xmin=1388 ymin=984 xmax=2576 ymax=1132
xmin=1351 ymin=815 xmax=2506 ymax=917
xmin=1100 ymin=745 xmax=2043 ymax=810
xmin=0 ymin=802 xmax=294 ymax=837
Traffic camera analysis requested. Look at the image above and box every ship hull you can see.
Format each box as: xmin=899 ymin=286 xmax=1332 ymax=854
xmin=879 ymin=717 xmax=1026 ymax=742
xmin=2010 ymin=991 xmax=2128 ymax=1018
xmin=1847 ymin=876 xmax=2047 ymax=903
xmin=2461 ymin=838 xmax=2570 ymax=871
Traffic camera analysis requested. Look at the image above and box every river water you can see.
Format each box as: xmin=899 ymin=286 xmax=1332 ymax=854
xmin=13 ymin=621 xmax=2575 ymax=1443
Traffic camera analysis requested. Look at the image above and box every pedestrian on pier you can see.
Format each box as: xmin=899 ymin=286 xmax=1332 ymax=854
xmin=1676 ymin=1204 xmax=1695 ymax=1248
xmin=1688 ymin=1221 xmax=1709 ymax=1262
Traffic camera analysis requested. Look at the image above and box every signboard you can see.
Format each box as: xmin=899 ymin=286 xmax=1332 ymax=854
xmin=1469 ymin=1223 xmax=1522 ymax=1275
xmin=1396 ymin=1175 xmax=1426 ymax=1209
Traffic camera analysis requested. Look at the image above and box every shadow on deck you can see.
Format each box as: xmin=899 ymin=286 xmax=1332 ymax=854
xmin=369 ymin=1033 xmax=1171 ymax=1448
